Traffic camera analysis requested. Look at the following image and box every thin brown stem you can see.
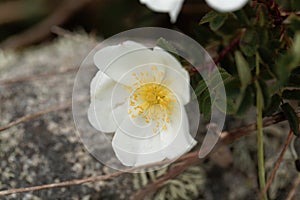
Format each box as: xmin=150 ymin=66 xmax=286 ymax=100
xmin=0 ymin=101 xmax=72 ymax=132
xmin=0 ymin=67 xmax=78 ymax=85
xmin=285 ymin=174 xmax=300 ymax=200
xmin=260 ymin=129 xmax=294 ymax=199
xmin=0 ymin=111 xmax=299 ymax=196
xmin=130 ymin=158 xmax=199 ymax=200
xmin=213 ymin=33 xmax=242 ymax=64
xmin=0 ymin=170 xmax=124 ymax=196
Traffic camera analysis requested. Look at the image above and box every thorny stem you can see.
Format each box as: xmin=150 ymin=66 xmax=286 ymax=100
xmin=256 ymin=52 xmax=267 ymax=200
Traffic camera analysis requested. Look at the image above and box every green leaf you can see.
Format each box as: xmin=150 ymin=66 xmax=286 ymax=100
xmin=275 ymin=53 xmax=297 ymax=85
xmin=236 ymin=85 xmax=254 ymax=116
xmin=195 ymin=79 xmax=207 ymax=97
xmin=199 ymin=11 xmax=228 ymax=31
xmin=235 ymin=51 xmax=252 ymax=91
xmin=224 ymin=77 xmax=241 ymax=98
xmin=156 ymin=37 xmax=178 ymax=55
xmin=199 ymin=89 xmax=211 ymax=120
xmin=293 ymin=32 xmax=300 ymax=60
xmin=210 ymin=14 xmax=228 ymax=31
xmin=240 ymin=29 xmax=258 ymax=56
xmin=199 ymin=11 xmax=218 ymax=25
xmin=281 ymin=103 xmax=300 ymax=136
xmin=282 ymin=89 xmax=300 ymax=100
xmin=233 ymin=9 xmax=249 ymax=27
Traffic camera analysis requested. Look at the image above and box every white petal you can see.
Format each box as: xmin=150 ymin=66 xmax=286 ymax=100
xmin=140 ymin=0 xmax=185 ymax=22
xmin=163 ymin=66 xmax=190 ymax=105
xmin=88 ymin=71 xmax=127 ymax=132
xmin=152 ymin=47 xmax=190 ymax=104
xmin=153 ymin=47 xmax=182 ymax=71
xmin=112 ymin=104 xmax=196 ymax=166
xmin=112 ymin=116 xmax=165 ymax=166
xmin=161 ymin=107 xmax=197 ymax=159
xmin=205 ymin=0 xmax=248 ymax=12
xmin=94 ymin=41 xmax=163 ymax=85
xmin=115 ymin=64 xmax=166 ymax=87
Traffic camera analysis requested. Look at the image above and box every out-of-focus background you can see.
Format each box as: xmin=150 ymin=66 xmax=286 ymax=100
xmin=0 ymin=0 xmax=212 ymax=50
xmin=1 ymin=0 xmax=300 ymax=199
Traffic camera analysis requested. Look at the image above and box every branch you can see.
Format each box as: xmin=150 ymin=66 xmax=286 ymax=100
xmin=0 ymin=67 xmax=78 ymax=85
xmin=188 ymin=32 xmax=242 ymax=75
xmin=0 ymin=101 xmax=72 ymax=132
xmin=213 ymin=33 xmax=242 ymax=64
xmin=260 ymin=129 xmax=294 ymax=199
xmin=130 ymin=158 xmax=199 ymax=200
xmin=285 ymin=174 xmax=300 ymax=200
xmin=129 ymin=111 xmax=300 ymax=199
xmin=0 ymin=110 xmax=299 ymax=196
xmin=0 ymin=0 xmax=93 ymax=50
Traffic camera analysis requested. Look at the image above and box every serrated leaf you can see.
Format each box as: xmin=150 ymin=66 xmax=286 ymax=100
xmin=281 ymin=103 xmax=300 ymax=136
xmin=195 ymin=80 xmax=207 ymax=97
xmin=240 ymin=29 xmax=258 ymax=57
xmin=199 ymin=11 xmax=218 ymax=24
xmin=155 ymin=187 xmax=167 ymax=200
xmin=210 ymin=14 xmax=228 ymax=31
xmin=235 ymin=51 xmax=252 ymax=91
xmin=156 ymin=37 xmax=178 ymax=55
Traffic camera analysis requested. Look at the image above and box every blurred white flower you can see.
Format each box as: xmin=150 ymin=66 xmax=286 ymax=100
xmin=139 ymin=0 xmax=248 ymax=22
xmin=205 ymin=0 xmax=248 ymax=12
xmin=139 ymin=0 xmax=185 ymax=23
xmin=88 ymin=41 xmax=196 ymax=166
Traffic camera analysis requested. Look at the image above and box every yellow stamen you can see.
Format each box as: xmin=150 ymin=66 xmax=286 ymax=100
xmin=128 ymin=66 xmax=177 ymax=133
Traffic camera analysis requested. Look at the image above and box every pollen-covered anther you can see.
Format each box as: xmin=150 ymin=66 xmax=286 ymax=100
xmin=129 ymin=77 xmax=177 ymax=133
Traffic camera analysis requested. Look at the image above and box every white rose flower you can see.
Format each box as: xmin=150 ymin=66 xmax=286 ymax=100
xmin=139 ymin=0 xmax=248 ymax=22
xmin=140 ymin=0 xmax=185 ymax=23
xmin=88 ymin=41 xmax=197 ymax=166
xmin=205 ymin=0 xmax=248 ymax=12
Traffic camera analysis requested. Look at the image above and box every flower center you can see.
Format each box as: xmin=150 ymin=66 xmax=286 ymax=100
xmin=127 ymin=67 xmax=177 ymax=133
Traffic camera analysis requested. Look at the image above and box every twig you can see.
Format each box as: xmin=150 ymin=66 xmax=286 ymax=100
xmin=286 ymin=174 xmax=300 ymax=200
xmin=0 ymin=67 xmax=78 ymax=85
xmin=0 ymin=100 xmax=72 ymax=132
xmin=189 ymin=32 xmax=242 ymax=75
xmin=0 ymin=152 xmax=198 ymax=196
xmin=260 ymin=129 xmax=294 ymax=199
xmin=0 ymin=0 xmax=93 ymax=50
xmin=0 ymin=111 xmax=299 ymax=195
xmin=130 ymin=158 xmax=199 ymax=200
xmin=213 ymin=33 xmax=242 ymax=64
xmin=0 ymin=170 xmax=124 ymax=196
